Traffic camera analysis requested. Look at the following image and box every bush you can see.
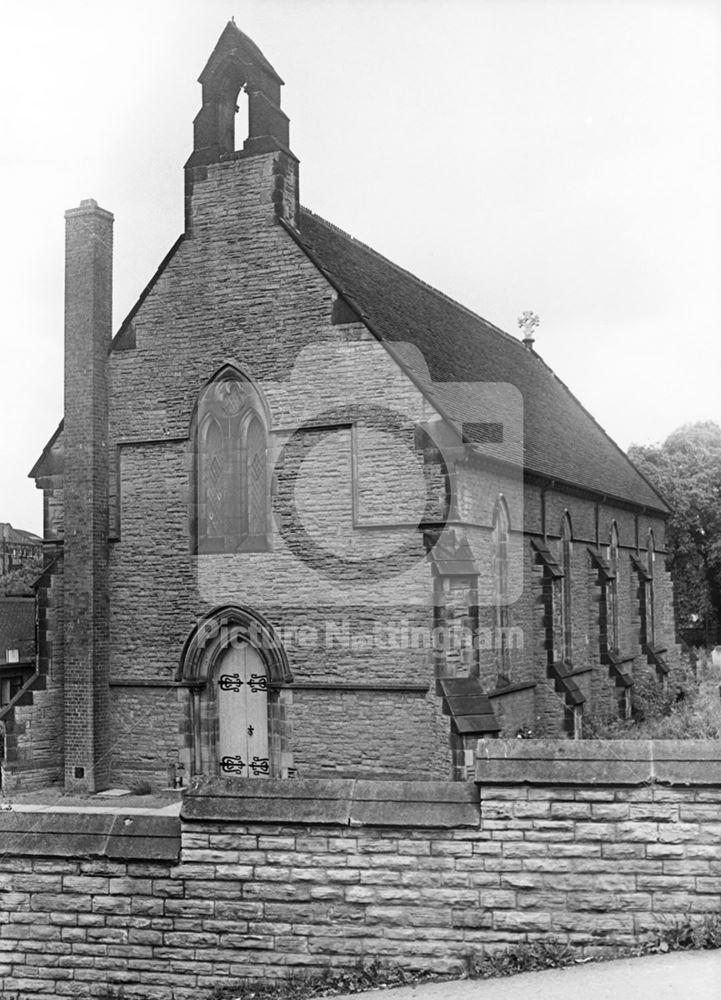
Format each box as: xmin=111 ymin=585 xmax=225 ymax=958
xmin=128 ymin=780 xmax=153 ymax=796
xmin=645 ymin=913 xmax=721 ymax=953
xmin=206 ymin=961 xmax=440 ymax=1000
xmin=470 ymin=938 xmax=575 ymax=978
xmin=582 ymin=649 xmax=721 ymax=740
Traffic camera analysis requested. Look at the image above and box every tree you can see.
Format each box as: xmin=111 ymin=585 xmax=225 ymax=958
xmin=628 ymin=421 xmax=721 ymax=641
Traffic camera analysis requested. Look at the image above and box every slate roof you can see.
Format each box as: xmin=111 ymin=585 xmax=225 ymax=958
xmin=292 ymin=210 xmax=668 ymax=514
xmin=437 ymin=676 xmax=501 ymax=735
xmin=0 ymin=524 xmax=42 ymax=546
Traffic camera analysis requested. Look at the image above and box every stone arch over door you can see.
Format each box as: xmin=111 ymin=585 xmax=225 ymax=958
xmin=179 ymin=605 xmax=293 ymax=779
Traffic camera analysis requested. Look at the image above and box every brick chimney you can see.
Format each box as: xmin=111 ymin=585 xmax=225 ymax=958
xmin=63 ymin=198 xmax=113 ymax=793
xmin=184 ymin=22 xmax=298 ymax=233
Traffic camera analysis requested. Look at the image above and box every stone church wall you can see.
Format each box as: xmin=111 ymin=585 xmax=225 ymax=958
xmin=97 ymin=151 xmax=457 ymax=784
xmin=18 ymin=147 xmax=682 ymax=792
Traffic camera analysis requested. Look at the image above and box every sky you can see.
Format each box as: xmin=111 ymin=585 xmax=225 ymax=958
xmin=1 ymin=0 xmax=720 ymax=535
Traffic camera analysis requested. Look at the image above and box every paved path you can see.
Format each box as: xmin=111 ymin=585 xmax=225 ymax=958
xmin=333 ymin=951 xmax=721 ymax=1000
xmin=6 ymin=801 xmax=181 ymax=815
xmin=0 ymin=790 xmax=182 ymax=815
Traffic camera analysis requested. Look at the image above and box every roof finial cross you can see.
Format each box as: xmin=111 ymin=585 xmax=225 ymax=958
xmin=518 ymin=310 xmax=539 ymax=347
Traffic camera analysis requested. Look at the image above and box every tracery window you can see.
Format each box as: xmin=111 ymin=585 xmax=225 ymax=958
xmin=193 ymin=369 xmax=269 ymax=553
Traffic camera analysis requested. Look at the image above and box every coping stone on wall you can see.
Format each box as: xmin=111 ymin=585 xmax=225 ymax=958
xmin=0 ymin=811 xmax=180 ymax=860
xmin=350 ymin=780 xmax=479 ymax=827
xmin=652 ymin=740 xmax=721 ymax=785
xmin=182 ymin=778 xmax=480 ymax=827
xmin=475 ymin=739 xmax=721 ymax=786
xmin=182 ymin=778 xmax=356 ymax=824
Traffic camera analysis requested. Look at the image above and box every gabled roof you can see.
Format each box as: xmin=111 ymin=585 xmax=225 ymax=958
xmin=291 ymin=210 xmax=668 ymax=514
xmin=31 ymin=205 xmax=668 ymax=516
xmin=0 ymin=524 xmax=42 ymax=546
xmin=28 ymin=422 xmax=63 ymax=481
xmin=199 ymin=20 xmax=284 ymax=87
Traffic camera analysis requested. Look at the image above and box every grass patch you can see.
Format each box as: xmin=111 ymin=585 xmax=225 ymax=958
xmin=470 ymin=937 xmax=576 ymax=978
xmin=206 ymin=961 xmax=443 ymax=999
xmin=202 ymin=913 xmax=721 ymax=998
xmin=582 ymin=648 xmax=721 ymax=739
xmin=643 ymin=913 xmax=721 ymax=953
xmin=127 ymin=779 xmax=153 ymax=796
xmin=473 ymin=915 xmax=721 ymax=981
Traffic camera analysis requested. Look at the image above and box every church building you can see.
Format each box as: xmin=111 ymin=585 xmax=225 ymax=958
xmin=2 ymin=24 xmax=679 ymax=793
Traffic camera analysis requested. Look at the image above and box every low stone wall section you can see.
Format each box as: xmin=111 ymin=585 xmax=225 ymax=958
xmin=0 ymin=742 xmax=719 ymax=998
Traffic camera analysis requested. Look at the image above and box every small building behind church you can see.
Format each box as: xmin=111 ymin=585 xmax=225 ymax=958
xmin=0 ymin=523 xmax=42 ymax=579
xmin=1 ymin=24 xmax=680 ymax=794
xmin=0 ymin=597 xmax=35 ymax=705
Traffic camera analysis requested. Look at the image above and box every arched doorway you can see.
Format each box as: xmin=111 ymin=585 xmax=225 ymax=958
xmin=179 ymin=605 xmax=293 ymax=779
xmin=216 ymin=642 xmax=270 ymax=777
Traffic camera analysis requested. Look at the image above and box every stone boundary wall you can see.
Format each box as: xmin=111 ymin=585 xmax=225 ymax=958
xmin=0 ymin=742 xmax=720 ymax=999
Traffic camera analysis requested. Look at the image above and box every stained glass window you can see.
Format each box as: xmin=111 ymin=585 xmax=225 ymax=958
xmin=195 ymin=372 xmax=268 ymax=553
xmin=246 ymin=416 xmax=267 ymax=540
xmin=202 ymin=418 xmax=226 ymax=541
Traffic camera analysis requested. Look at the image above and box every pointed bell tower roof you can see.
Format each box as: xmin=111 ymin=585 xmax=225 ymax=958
xmin=187 ymin=22 xmax=291 ymax=169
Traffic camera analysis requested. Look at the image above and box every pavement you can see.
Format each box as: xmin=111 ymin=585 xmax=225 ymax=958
xmin=332 ymin=950 xmax=721 ymax=1000
xmin=0 ymin=788 xmax=182 ymax=815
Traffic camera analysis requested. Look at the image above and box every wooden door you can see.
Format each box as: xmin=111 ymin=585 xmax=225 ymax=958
xmin=216 ymin=644 xmax=269 ymax=778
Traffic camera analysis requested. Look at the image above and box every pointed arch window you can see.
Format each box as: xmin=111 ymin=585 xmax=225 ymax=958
xmin=606 ymin=522 xmax=632 ymax=718
xmin=635 ymin=528 xmax=668 ymax=685
xmin=559 ymin=513 xmax=573 ymax=663
xmin=646 ymin=531 xmax=656 ymax=648
xmin=193 ymin=370 xmax=269 ymax=553
xmin=607 ymin=523 xmax=620 ymax=654
xmin=491 ymin=499 xmax=511 ymax=675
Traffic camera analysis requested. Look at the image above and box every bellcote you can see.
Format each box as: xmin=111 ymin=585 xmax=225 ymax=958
xmin=184 ymin=23 xmax=298 ymax=232
xmin=187 ymin=21 xmax=291 ymax=167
